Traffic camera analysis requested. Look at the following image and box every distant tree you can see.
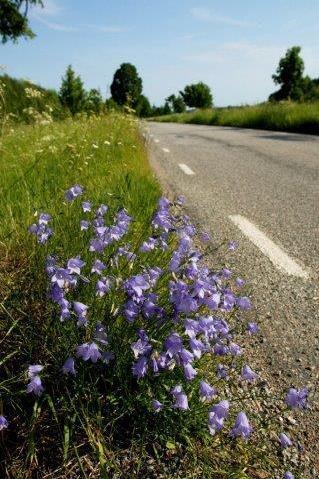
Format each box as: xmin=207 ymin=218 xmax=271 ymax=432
xmin=166 ymin=94 xmax=186 ymax=113
xmin=110 ymin=63 xmax=142 ymax=108
xmin=135 ymin=94 xmax=152 ymax=117
xmin=105 ymin=97 xmax=120 ymax=111
xmin=0 ymin=0 xmax=43 ymax=43
xmin=59 ymin=65 xmax=86 ymax=115
xmin=180 ymin=82 xmax=213 ymax=109
xmin=85 ymin=88 xmax=103 ymax=114
xmin=269 ymin=46 xmax=305 ymax=101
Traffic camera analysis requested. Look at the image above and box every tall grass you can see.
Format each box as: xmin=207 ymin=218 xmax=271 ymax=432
xmin=153 ymin=102 xmax=319 ymax=135
xmin=0 ymin=114 xmax=305 ymax=479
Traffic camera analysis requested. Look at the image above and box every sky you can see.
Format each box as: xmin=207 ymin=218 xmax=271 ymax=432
xmin=1 ymin=0 xmax=319 ymax=106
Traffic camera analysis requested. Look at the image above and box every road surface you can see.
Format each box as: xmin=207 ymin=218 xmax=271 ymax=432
xmin=146 ymin=121 xmax=319 ymax=470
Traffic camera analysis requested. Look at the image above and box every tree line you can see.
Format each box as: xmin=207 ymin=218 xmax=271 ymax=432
xmin=1 ymin=2 xmax=318 ymax=117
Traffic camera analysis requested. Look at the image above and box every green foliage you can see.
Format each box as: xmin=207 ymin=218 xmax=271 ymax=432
xmin=59 ymin=65 xmax=86 ymax=116
xmin=135 ymin=94 xmax=152 ymax=117
xmin=180 ymin=82 xmax=213 ymax=109
xmin=166 ymin=94 xmax=186 ymax=113
xmin=0 ymin=73 xmax=65 ymax=123
xmin=0 ymin=0 xmax=42 ymax=43
xmin=154 ymin=102 xmax=319 ymax=135
xmin=110 ymin=62 xmax=143 ymax=108
xmin=85 ymin=88 xmax=104 ymax=114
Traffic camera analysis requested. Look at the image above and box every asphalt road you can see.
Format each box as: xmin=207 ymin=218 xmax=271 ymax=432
xmin=146 ymin=122 xmax=319 ymax=469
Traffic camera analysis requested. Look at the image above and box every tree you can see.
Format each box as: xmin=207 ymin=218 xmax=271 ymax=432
xmin=166 ymin=94 xmax=186 ymax=113
xmin=180 ymin=82 xmax=213 ymax=109
xmin=135 ymin=94 xmax=152 ymax=117
xmin=59 ymin=65 xmax=86 ymax=115
xmin=85 ymin=88 xmax=103 ymax=114
xmin=269 ymin=46 xmax=305 ymax=101
xmin=110 ymin=63 xmax=142 ymax=108
xmin=0 ymin=0 xmax=42 ymax=43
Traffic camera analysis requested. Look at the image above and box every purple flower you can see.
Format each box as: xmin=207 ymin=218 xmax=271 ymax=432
xmin=0 ymin=415 xmax=8 ymax=431
xmin=73 ymin=302 xmax=88 ymax=317
xmin=27 ymin=375 xmax=44 ymax=396
xmin=199 ymin=381 xmax=217 ymax=401
xmin=230 ymin=412 xmax=252 ymax=439
xmin=67 ymin=257 xmax=85 ymax=275
xmin=124 ymin=275 xmax=150 ymax=298
xmin=241 ymin=365 xmax=258 ymax=382
xmin=96 ymin=277 xmax=111 ymax=297
xmin=132 ymin=356 xmax=148 ymax=379
xmin=228 ymin=241 xmax=238 ymax=251
xmin=236 ymin=296 xmax=252 ymax=310
xmin=173 ymin=392 xmax=189 ymax=410
xmin=123 ymin=300 xmax=140 ymax=322
xmin=51 ymin=268 xmax=73 ymax=288
xmin=222 ymin=268 xmax=232 ymax=279
xmin=236 ymin=277 xmax=245 ymax=288
xmin=131 ymin=337 xmax=152 ymax=359
xmin=28 ymin=364 xmax=43 ymax=378
xmin=247 ymin=322 xmax=259 ymax=334
xmin=38 ymin=212 xmax=51 ymax=225
xmin=208 ymin=412 xmax=224 ymax=435
xmin=97 ymin=204 xmax=108 ymax=216
xmin=229 ymin=342 xmax=242 ymax=356
xmin=82 ymin=201 xmax=91 ymax=212
xmin=183 ymin=362 xmax=197 ymax=381
xmin=284 ymin=473 xmax=294 ymax=479
xmin=91 ymin=259 xmax=106 ymax=275
xmin=210 ymin=400 xmax=230 ymax=419
xmin=171 ymin=385 xmax=183 ymax=397
xmin=208 ymin=400 xmax=229 ymax=435
xmin=152 ymin=400 xmax=163 ymax=412
xmin=165 ymin=333 xmax=183 ymax=357
xmin=279 ymin=432 xmax=292 ymax=448
xmin=285 ymin=388 xmax=308 ymax=409
xmin=29 ymin=220 xmax=53 ymax=244
xmin=189 ymin=338 xmax=205 ymax=359
xmin=140 ymin=237 xmax=157 ymax=252
xmin=65 ymin=184 xmax=84 ymax=201
xmin=80 ymin=220 xmax=90 ymax=231
xmin=76 ymin=342 xmax=101 ymax=363
xmin=62 ymin=357 xmax=76 ymax=375
xmin=201 ymin=232 xmax=211 ymax=242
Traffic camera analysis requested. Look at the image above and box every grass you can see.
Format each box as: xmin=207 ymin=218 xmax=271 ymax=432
xmin=152 ymin=101 xmax=319 ymax=135
xmin=0 ymin=113 xmax=299 ymax=479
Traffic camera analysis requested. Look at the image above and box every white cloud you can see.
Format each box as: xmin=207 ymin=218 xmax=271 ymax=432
xmin=31 ymin=0 xmax=63 ymax=17
xmin=85 ymin=25 xmax=128 ymax=33
xmin=190 ymin=7 xmax=256 ymax=28
xmin=34 ymin=16 xmax=77 ymax=32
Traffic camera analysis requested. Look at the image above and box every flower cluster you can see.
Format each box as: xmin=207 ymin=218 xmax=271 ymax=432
xmin=28 ymin=213 xmax=53 ymax=244
xmin=22 ymin=185 xmax=310 ymax=478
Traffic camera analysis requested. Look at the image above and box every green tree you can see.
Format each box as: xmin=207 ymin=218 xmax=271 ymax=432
xmin=135 ymin=94 xmax=152 ymax=117
xmin=85 ymin=88 xmax=103 ymax=114
xmin=180 ymin=82 xmax=213 ymax=109
xmin=269 ymin=46 xmax=305 ymax=101
xmin=166 ymin=94 xmax=186 ymax=113
xmin=110 ymin=63 xmax=142 ymax=108
xmin=0 ymin=0 xmax=43 ymax=43
xmin=59 ymin=65 xmax=86 ymax=115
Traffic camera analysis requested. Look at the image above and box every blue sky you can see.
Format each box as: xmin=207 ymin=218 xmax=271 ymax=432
xmin=1 ymin=0 xmax=319 ymax=106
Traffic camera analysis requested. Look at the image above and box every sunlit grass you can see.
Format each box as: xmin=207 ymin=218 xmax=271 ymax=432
xmin=153 ymin=101 xmax=319 ymax=135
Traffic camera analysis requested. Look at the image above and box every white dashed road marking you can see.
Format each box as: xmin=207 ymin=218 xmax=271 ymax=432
xmin=162 ymin=148 xmax=170 ymax=153
xmin=154 ymin=139 xmax=160 ymax=143
xmin=229 ymin=215 xmax=309 ymax=279
xmin=179 ymin=163 xmax=195 ymax=175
